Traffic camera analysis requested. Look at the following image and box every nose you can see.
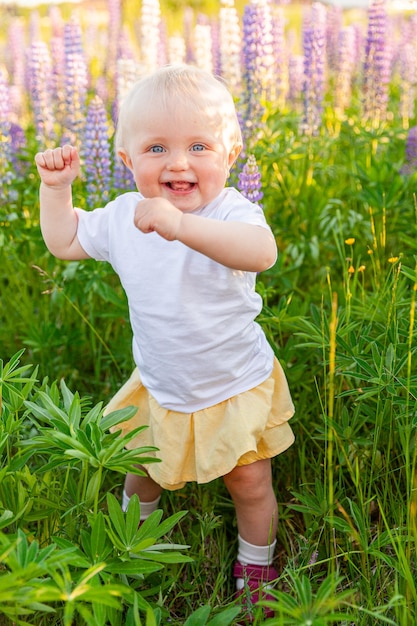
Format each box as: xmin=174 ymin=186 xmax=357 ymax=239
xmin=166 ymin=149 xmax=189 ymax=171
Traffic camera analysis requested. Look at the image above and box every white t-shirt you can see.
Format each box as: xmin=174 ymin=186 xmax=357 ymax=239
xmin=76 ymin=187 xmax=276 ymax=411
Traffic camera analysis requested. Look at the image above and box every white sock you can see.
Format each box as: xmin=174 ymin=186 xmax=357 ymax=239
xmin=236 ymin=534 xmax=277 ymax=591
xmin=122 ymin=489 xmax=161 ymax=519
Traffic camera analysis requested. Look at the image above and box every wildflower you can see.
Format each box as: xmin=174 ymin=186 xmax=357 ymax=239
xmin=238 ymin=155 xmax=264 ymax=206
xmin=183 ymin=8 xmax=195 ymax=64
xmin=401 ymin=126 xmax=417 ymax=175
xmin=7 ymin=18 xmax=25 ymax=90
xmin=106 ymin=0 xmax=122 ymax=82
xmin=10 ymin=122 xmax=28 ymax=178
xmin=241 ymin=0 xmax=274 ymax=149
xmin=334 ymin=26 xmax=356 ymax=118
xmin=194 ymin=20 xmax=213 ymax=73
xmin=219 ymin=0 xmax=242 ymax=91
xmin=362 ymin=0 xmax=391 ymax=126
xmin=83 ymin=96 xmax=112 ymax=207
xmin=0 ymin=68 xmax=15 ymax=205
xmin=358 ymin=265 xmax=366 ymax=272
xmin=388 ymin=256 xmax=399 ymax=264
xmin=345 ymin=238 xmax=355 ymax=245
xmin=113 ymin=156 xmax=135 ymax=194
xmin=398 ymin=42 xmax=416 ymax=128
xmin=348 ymin=265 xmax=355 ymax=274
xmin=26 ymin=41 xmax=55 ymax=144
xmin=308 ymin=550 xmax=319 ymax=566
xmin=209 ymin=20 xmax=220 ymax=77
xmin=141 ymin=0 xmax=162 ymax=73
xmin=271 ymin=6 xmax=288 ymax=108
xmin=115 ymin=58 xmax=142 ymax=124
xmin=326 ymin=5 xmax=343 ymax=72
xmin=288 ymin=54 xmax=304 ymax=105
xmin=168 ymin=35 xmax=186 ymax=65
xmin=301 ymin=2 xmax=327 ymax=135
xmin=63 ymin=17 xmax=89 ymax=144
xmin=49 ymin=5 xmax=64 ymax=37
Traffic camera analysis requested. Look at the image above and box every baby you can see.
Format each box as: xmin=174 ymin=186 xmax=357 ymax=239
xmin=35 ymin=64 xmax=295 ymax=620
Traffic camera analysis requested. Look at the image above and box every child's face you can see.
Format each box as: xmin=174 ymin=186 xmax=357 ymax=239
xmin=119 ymin=101 xmax=240 ymax=213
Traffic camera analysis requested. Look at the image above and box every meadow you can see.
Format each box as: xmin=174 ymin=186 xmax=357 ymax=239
xmin=1 ymin=0 xmax=417 ymax=624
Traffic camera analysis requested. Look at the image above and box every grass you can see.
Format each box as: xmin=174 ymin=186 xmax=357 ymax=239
xmin=1 ymin=1 xmax=417 ymax=624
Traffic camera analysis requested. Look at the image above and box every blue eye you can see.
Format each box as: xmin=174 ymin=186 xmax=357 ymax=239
xmin=191 ymin=144 xmax=205 ymax=152
xmin=150 ymin=145 xmax=164 ymax=153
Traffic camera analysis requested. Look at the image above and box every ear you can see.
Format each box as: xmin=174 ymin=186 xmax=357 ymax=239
xmin=228 ymin=143 xmax=241 ymax=169
xmin=118 ymin=148 xmax=133 ymax=171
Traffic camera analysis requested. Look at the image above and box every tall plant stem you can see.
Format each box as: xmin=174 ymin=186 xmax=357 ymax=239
xmin=327 ymin=292 xmax=338 ymax=574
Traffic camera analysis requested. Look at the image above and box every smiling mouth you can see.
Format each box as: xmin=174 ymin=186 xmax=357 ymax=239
xmin=165 ymin=181 xmax=196 ymax=192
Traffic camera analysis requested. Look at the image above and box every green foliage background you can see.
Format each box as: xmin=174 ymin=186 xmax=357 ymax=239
xmin=1 ymin=1 xmax=417 ymax=624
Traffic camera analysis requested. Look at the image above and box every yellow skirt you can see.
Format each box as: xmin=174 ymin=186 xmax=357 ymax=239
xmin=106 ymin=357 xmax=295 ymax=490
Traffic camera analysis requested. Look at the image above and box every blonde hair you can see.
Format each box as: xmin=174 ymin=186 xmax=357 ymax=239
xmin=115 ymin=64 xmax=243 ymax=157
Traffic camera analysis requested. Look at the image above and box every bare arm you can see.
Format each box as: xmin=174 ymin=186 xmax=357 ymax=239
xmin=134 ymin=197 xmax=277 ymax=272
xmin=178 ymin=213 xmax=277 ymax=271
xmin=34 ymin=145 xmax=90 ymax=260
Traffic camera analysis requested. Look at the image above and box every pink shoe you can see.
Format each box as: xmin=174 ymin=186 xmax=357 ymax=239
xmin=234 ymin=561 xmax=278 ymax=621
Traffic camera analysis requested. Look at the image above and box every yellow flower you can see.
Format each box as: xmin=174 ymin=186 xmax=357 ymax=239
xmin=345 ymin=238 xmax=355 ymax=245
xmin=388 ymin=257 xmax=399 ymax=264
xmin=358 ymin=265 xmax=366 ymax=272
xmin=348 ymin=265 xmax=355 ymax=274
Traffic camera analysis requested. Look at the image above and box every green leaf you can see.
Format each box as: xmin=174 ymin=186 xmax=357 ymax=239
xmin=104 ymin=560 xmax=163 ymax=575
xmin=184 ymin=605 xmax=211 ymax=625
xmin=0 ymin=510 xmax=14 ymax=530
xmin=207 ymin=607 xmax=242 ymax=625
xmin=100 ymin=407 xmax=141 ymax=432
xmin=107 ymin=492 xmax=127 ymax=543
xmin=125 ymin=494 xmax=141 ymax=540
xmin=90 ymin=512 xmax=106 ymax=561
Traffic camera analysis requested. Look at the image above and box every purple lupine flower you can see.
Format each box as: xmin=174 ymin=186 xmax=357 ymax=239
xmin=29 ymin=11 xmax=41 ymax=44
xmin=118 ymin=25 xmax=136 ymax=63
xmin=10 ymin=122 xmax=28 ymax=177
xmin=0 ymin=69 xmax=16 ymax=205
xmin=62 ymin=17 xmax=89 ymax=144
xmin=50 ymin=34 xmax=66 ymax=124
xmin=398 ymin=41 xmax=416 ymax=128
xmin=238 ymin=154 xmax=263 ymax=207
xmin=83 ymin=95 xmax=112 ymax=207
xmin=210 ymin=19 xmax=221 ymax=77
xmin=241 ymin=0 xmax=274 ymax=150
xmin=113 ymin=157 xmax=136 ymax=194
xmin=326 ymin=5 xmax=342 ymax=72
xmin=362 ymin=0 xmax=391 ymax=125
xmin=401 ymin=126 xmax=417 ymax=175
xmin=0 ymin=68 xmax=11 ymax=124
xmin=0 ymin=135 xmax=15 ymax=206
xmin=26 ymin=41 xmax=55 ymax=144
xmin=288 ymin=54 xmax=304 ymax=107
xmin=301 ymin=2 xmax=327 ymax=135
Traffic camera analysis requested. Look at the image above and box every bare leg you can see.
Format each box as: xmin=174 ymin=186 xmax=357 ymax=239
xmin=223 ymin=458 xmax=278 ymax=545
xmin=124 ymin=467 xmax=163 ymax=502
